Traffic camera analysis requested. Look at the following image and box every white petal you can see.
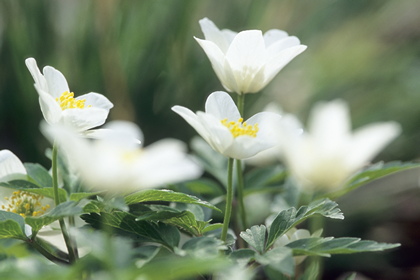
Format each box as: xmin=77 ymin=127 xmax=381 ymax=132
xmin=246 ymin=112 xmax=283 ymax=146
xmin=225 ymin=30 xmax=266 ymax=73
xmin=198 ymin=17 xmax=232 ymax=53
xmin=263 ymin=45 xmax=307 ymax=86
xmin=204 ymin=91 xmax=240 ymax=121
xmin=76 ymin=92 xmax=114 ymax=110
xmin=35 ymin=85 xmax=63 ymax=125
xmin=346 ymin=122 xmax=401 ymax=170
xmin=0 ymin=150 xmax=27 ymax=181
xmin=308 ymin=99 xmax=351 ymax=152
xmin=263 ymin=29 xmax=289 ymax=47
xmin=221 ymin=29 xmax=237 ymax=45
xmin=61 ymin=107 xmax=110 ymax=131
xmin=172 ymin=106 xmax=213 ymax=145
xmin=25 ymin=58 xmax=48 ymax=92
xmin=43 ymin=66 xmax=70 ymax=98
xmin=266 ymin=36 xmax=302 ymax=59
xmin=225 ymin=136 xmax=270 ymax=159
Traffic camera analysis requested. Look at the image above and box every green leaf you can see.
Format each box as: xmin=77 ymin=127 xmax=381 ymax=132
xmin=229 ymin=249 xmax=256 ymax=266
xmin=287 ymin=237 xmax=400 ymax=257
xmin=299 ymin=258 xmax=320 ymax=280
xmin=255 ymin=246 xmax=294 ymax=277
xmin=182 ymin=178 xmax=224 ymax=197
xmin=0 ymin=211 xmax=27 ymax=239
xmin=240 ymin=225 xmax=266 ymax=254
xmin=134 ymin=245 xmax=161 ymax=268
xmin=180 ymin=236 xmax=226 ymax=258
xmin=124 ymin=189 xmax=220 ymax=212
xmin=81 ymin=212 xmax=180 ymax=249
xmin=244 ymin=165 xmax=287 ymax=195
xmin=324 ymin=161 xmax=420 ymax=199
xmin=0 ymin=181 xmax=67 ymax=202
xmin=25 ymin=201 xmax=84 ymax=232
xmin=163 ymin=210 xmax=221 ymax=236
xmin=24 ymin=163 xmax=52 ymax=188
xmin=265 ymin=199 xmax=343 ymax=250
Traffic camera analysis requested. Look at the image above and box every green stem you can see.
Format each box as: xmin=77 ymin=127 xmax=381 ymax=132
xmin=52 ymin=144 xmax=78 ymax=263
xmin=28 ymin=239 xmax=69 ymax=265
xmin=236 ymin=159 xmax=247 ymax=232
xmin=221 ymin=158 xmax=234 ymax=242
xmin=237 ymin=94 xmax=245 ymax=116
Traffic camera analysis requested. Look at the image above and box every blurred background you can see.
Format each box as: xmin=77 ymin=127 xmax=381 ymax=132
xmin=0 ymin=0 xmax=419 ymax=279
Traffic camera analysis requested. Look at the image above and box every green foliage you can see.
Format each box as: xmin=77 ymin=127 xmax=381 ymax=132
xmin=24 ymin=163 xmax=52 ymax=188
xmin=325 ymin=161 xmax=420 ymax=199
xmin=0 ymin=180 xmax=67 ymax=202
xmin=265 ymin=199 xmax=344 ymax=250
xmin=0 ymin=211 xmax=27 ymax=240
xmin=240 ymin=225 xmax=267 ymax=254
xmin=287 ymin=237 xmax=400 ymax=257
xmin=124 ymin=189 xmax=220 ymax=212
xmin=255 ymin=247 xmax=295 ymax=277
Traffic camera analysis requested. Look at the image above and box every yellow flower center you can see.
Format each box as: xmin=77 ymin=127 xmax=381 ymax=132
xmin=55 ymin=91 xmax=91 ymax=110
xmin=1 ymin=191 xmax=50 ymax=218
xmin=221 ymin=118 xmax=259 ymax=138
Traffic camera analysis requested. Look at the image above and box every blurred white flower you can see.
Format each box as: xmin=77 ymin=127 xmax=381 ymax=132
xmin=172 ymin=91 xmax=282 ymax=159
xmin=275 ymin=228 xmax=322 ymax=265
xmin=195 ymin=17 xmax=307 ymax=95
xmin=245 ymin=103 xmax=302 ymax=166
xmin=282 ymin=100 xmax=401 ymax=191
xmin=25 ymin=57 xmax=113 ymax=132
xmin=41 ymin=121 xmax=202 ymax=193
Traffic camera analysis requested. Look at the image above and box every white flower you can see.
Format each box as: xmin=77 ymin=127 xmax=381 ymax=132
xmin=195 ymin=18 xmax=307 ymax=95
xmin=172 ymin=91 xmax=282 ymax=160
xmin=41 ymin=121 xmax=202 ymax=193
xmin=0 ymin=149 xmax=27 ymax=182
xmin=25 ymin=57 xmax=113 ymax=132
xmin=282 ymin=100 xmax=401 ymax=191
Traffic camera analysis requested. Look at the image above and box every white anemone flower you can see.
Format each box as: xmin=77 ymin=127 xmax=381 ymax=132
xmin=41 ymin=121 xmax=202 ymax=193
xmin=172 ymin=91 xmax=282 ymax=160
xmin=195 ymin=17 xmax=307 ymax=95
xmin=25 ymin=57 xmax=113 ymax=132
xmin=282 ymin=100 xmax=401 ymax=192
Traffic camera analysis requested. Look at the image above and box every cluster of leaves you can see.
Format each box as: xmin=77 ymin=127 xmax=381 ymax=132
xmin=1 ymin=138 xmax=415 ymax=279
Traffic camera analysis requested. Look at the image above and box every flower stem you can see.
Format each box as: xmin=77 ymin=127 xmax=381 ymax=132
xmin=52 ymin=144 xmax=78 ymax=263
xmin=235 ymin=93 xmax=247 ymax=231
xmin=236 ymin=159 xmax=247 ymax=231
xmin=221 ymin=158 xmax=234 ymax=242
xmin=28 ymin=239 xmax=69 ymax=265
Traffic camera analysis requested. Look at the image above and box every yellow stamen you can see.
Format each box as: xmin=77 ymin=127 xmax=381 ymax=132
xmin=55 ymin=91 xmax=91 ymax=110
xmin=2 ymin=191 xmax=50 ymax=217
xmin=221 ymin=117 xmax=259 ymax=138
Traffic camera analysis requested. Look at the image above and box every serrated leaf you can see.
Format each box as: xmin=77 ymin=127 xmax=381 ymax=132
xmin=24 ymin=163 xmax=52 ymax=188
xmin=256 ymin=246 xmax=294 ymax=277
xmin=240 ymin=225 xmax=266 ymax=254
xmin=0 ymin=211 xmax=27 ymax=239
xmin=163 ymin=210 xmax=217 ymax=236
xmin=287 ymin=237 xmax=400 ymax=257
xmin=81 ymin=212 xmax=180 ymax=249
xmin=265 ymin=199 xmax=343 ymax=250
xmin=25 ymin=201 xmax=84 ymax=232
xmin=124 ymin=189 xmax=220 ymax=212
xmin=324 ymin=161 xmax=420 ymax=199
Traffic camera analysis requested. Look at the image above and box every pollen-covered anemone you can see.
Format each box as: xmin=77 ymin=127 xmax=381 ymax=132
xmin=25 ymin=57 xmax=113 ymax=132
xmin=172 ymin=91 xmax=282 ymax=159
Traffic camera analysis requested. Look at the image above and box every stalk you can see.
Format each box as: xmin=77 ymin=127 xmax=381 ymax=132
xmin=52 ymin=144 xmax=78 ymax=263
xmin=221 ymin=158 xmax=234 ymax=242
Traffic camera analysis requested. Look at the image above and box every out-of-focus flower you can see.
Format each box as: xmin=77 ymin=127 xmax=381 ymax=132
xmin=41 ymin=121 xmax=202 ymax=193
xmin=275 ymin=228 xmax=322 ymax=265
xmin=172 ymin=91 xmax=282 ymax=159
xmin=245 ymin=103 xmax=302 ymax=166
xmin=282 ymin=100 xmax=401 ymax=192
xmin=25 ymin=57 xmax=113 ymax=132
xmin=195 ymin=18 xmax=307 ymax=95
